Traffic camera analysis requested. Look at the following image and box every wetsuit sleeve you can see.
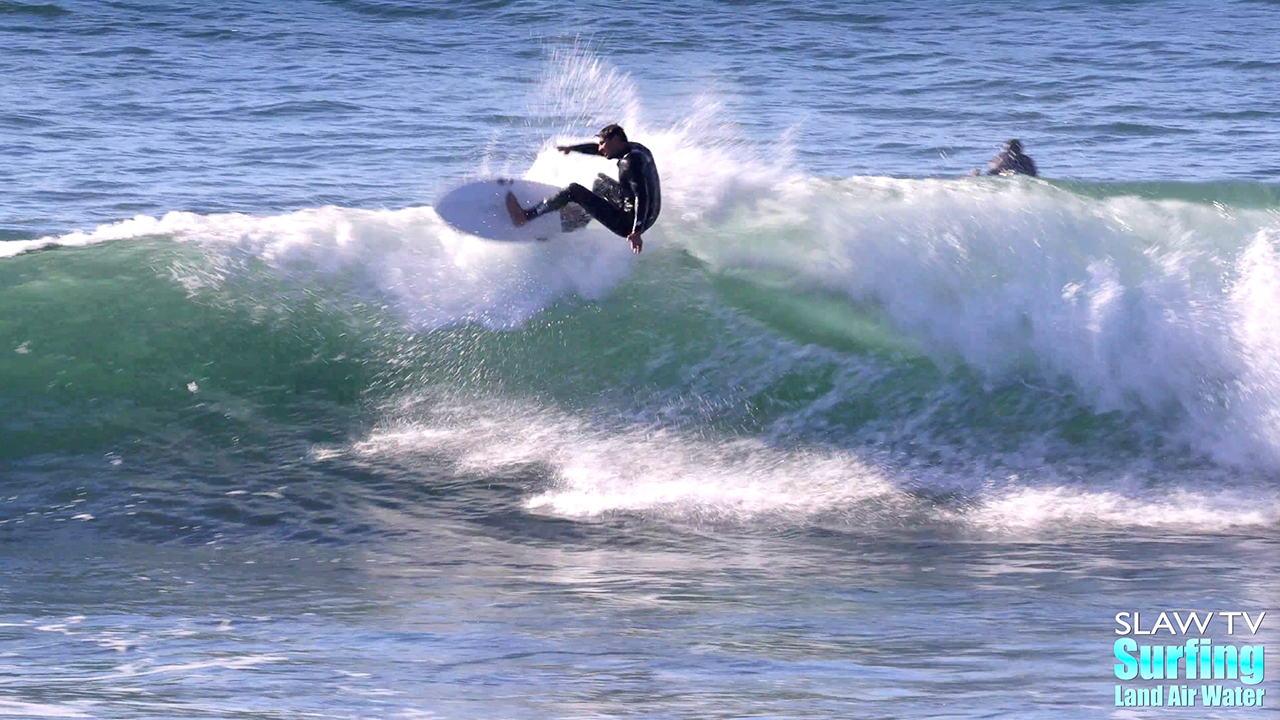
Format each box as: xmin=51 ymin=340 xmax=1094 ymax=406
xmin=626 ymin=152 xmax=650 ymax=234
xmin=560 ymin=143 xmax=600 ymax=155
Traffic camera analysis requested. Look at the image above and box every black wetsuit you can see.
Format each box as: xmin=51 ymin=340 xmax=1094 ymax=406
xmin=526 ymin=142 xmax=661 ymax=237
xmin=987 ymin=149 xmax=1038 ymax=177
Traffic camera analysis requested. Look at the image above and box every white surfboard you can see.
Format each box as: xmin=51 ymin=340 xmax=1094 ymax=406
xmin=435 ymin=178 xmax=583 ymax=242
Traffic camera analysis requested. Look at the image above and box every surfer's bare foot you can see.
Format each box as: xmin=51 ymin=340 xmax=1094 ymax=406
xmin=505 ymin=192 xmax=528 ymax=227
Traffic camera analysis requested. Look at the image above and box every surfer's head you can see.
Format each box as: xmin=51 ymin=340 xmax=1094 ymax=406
xmin=1004 ymin=139 xmax=1024 ymax=154
xmin=597 ymin=124 xmax=629 ymax=158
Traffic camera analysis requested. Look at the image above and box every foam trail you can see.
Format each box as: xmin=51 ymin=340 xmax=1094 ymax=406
xmin=353 ymin=399 xmax=912 ymax=523
xmin=968 ymin=486 xmax=1279 ymax=532
xmin=351 ymin=399 xmax=1280 ymax=534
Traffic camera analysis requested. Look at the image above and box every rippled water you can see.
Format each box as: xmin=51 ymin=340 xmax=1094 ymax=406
xmin=5 ymin=0 xmax=1279 ymax=237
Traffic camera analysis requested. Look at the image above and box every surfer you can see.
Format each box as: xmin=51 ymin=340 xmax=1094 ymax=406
xmin=506 ymin=124 xmax=660 ymax=253
xmin=981 ymin=139 xmax=1038 ymax=177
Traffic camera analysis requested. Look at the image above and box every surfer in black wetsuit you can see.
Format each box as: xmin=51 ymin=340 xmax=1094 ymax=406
xmin=983 ymin=139 xmax=1038 ymax=177
xmin=507 ymin=124 xmax=660 ymax=253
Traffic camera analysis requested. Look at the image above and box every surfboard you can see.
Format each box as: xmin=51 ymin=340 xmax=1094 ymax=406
xmin=435 ymin=178 xmax=586 ymax=242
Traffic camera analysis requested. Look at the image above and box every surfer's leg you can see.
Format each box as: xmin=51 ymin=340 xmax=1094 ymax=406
xmin=511 ymin=184 xmax=579 ymax=225
xmin=515 ymin=183 xmax=631 ymax=236
xmin=593 ymin=174 xmax=625 ymax=205
xmin=560 ymin=183 xmax=633 ymax=237
xmin=559 ymin=176 xmax=624 ymax=231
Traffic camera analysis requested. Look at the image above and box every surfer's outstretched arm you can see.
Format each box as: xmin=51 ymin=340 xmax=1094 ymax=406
xmin=557 ymin=142 xmax=601 ymax=155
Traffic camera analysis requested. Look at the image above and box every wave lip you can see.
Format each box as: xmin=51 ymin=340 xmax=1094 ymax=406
xmin=6 ymin=201 xmax=638 ymax=330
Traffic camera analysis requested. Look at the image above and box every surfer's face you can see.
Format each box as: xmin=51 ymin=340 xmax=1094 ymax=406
xmin=599 ymin=135 xmax=626 ymax=158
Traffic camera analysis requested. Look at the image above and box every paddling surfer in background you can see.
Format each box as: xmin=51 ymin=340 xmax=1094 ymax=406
xmin=981 ymin=139 xmax=1038 ymax=177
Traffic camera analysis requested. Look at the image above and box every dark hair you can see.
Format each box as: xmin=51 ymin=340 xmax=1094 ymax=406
xmin=1005 ymin=139 xmax=1023 ymax=152
xmin=598 ymin=124 xmax=628 ymax=142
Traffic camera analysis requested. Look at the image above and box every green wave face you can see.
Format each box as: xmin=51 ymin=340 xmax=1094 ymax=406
xmin=0 ymin=240 xmax=387 ymax=458
xmin=3 ymin=177 xmax=1280 ymax=476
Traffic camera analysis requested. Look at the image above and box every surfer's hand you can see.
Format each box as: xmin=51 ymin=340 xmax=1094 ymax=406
xmin=627 ymin=231 xmax=643 ymax=254
xmin=557 ymin=145 xmax=571 ymax=154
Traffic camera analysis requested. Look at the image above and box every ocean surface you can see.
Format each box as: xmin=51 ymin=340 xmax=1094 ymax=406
xmin=3 ymin=1 xmax=1280 ymax=717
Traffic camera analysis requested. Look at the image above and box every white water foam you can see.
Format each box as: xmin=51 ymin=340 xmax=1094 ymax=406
xmin=673 ymin=173 xmax=1280 ymax=468
xmin=1221 ymin=228 xmax=1280 ymax=464
xmin=354 ymin=399 xmax=911 ymax=524
xmin=350 ymin=398 xmax=1280 ymax=534
xmin=966 ymin=485 xmax=1279 ymax=533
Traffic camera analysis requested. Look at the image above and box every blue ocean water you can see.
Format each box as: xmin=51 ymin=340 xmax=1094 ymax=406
xmin=3 ymin=1 xmax=1280 ymax=717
